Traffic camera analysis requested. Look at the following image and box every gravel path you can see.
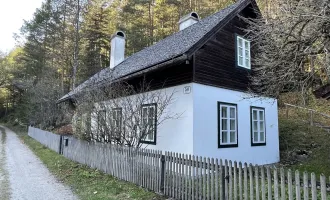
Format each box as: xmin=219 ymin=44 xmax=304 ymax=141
xmin=1 ymin=126 xmax=78 ymax=200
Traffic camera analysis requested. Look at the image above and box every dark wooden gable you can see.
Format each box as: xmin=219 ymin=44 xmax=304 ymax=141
xmin=193 ymin=4 xmax=257 ymax=92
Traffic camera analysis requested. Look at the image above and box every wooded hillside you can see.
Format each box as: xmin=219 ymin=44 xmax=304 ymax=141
xmin=0 ymin=0 xmax=281 ymax=128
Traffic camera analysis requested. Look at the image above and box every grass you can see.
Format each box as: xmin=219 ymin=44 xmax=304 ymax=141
xmin=4 ymin=124 xmax=165 ymax=200
xmin=278 ymin=117 xmax=330 ymax=177
xmin=0 ymin=127 xmax=10 ymax=200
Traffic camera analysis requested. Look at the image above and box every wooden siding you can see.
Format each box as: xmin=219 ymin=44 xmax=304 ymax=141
xmin=126 ymin=61 xmax=193 ymax=91
xmin=194 ymin=6 xmax=256 ymax=92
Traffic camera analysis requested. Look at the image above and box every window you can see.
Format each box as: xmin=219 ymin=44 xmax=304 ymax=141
xmin=111 ymin=108 xmax=122 ymax=137
xmin=97 ymin=110 xmax=106 ymax=141
xmin=251 ymin=107 xmax=266 ymax=146
xmin=236 ymin=35 xmax=251 ymax=69
xmin=141 ymin=104 xmax=157 ymax=144
xmin=218 ymin=102 xmax=238 ymax=148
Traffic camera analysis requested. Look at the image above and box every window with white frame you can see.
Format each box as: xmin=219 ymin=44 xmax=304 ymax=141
xmin=237 ymin=35 xmax=251 ymax=69
xmin=141 ymin=104 xmax=157 ymax=144
xmin=111 ymin=108 xmax=122 ymax=137
xmin=97 ymin=110 xmax=106 ymax=141
xmin=218 ymin=102 xmax=238 ymax=148
xmin=251 ymin=107 xmax=266 ymax=146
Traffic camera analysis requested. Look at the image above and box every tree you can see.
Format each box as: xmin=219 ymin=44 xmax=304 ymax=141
xmin=73 ymin=78 xmax=181 ymax=148
xmin=245 ymin=0 xmax=330 ymax=103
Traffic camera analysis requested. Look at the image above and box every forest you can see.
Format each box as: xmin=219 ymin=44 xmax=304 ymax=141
xmin=2 ymin=0 xmax=328 ymax=130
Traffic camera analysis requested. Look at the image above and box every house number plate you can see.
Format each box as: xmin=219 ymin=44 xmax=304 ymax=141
xmin=183 ymin=86 xmax=191 ymax=94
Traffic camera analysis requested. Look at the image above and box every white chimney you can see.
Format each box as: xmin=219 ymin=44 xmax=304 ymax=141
xmin=110 ymin=31 xmax=126 ymax=69
xmin=178 ymin=12 xmax=199 ymax=31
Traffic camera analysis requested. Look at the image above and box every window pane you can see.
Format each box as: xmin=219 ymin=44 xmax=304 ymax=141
xmin=253 ymin=110 xmax=258 ymax=120
xmin=148 ymin=131 xmax=153 ymax=140
xmin=149 ymin=107 xmax=155 ymax=119
xmin=222 ymin=119 xmax=228 ymax=130
xmin=238 ymin=47 xmax=243 ymax=56
xmin=142 ymin=108 xmax=148 ymax=118
xmin=238 ymin=38 xmax=243 ymax=47
xmin=260 ymin=121 xmax=264 ymax=131
xmin=245 ymin=59 xmax=250 ymax=68
xmin=253 ymin=121 xmax=258 ymax=131
xmin=245 ymin=50 xmax=249 ymax=57
xmin=245 ymin=41 xmax=249 ymax=49
xmin=230 ymin=131 xmax=236 ymax=143
xmin=230 ymin=107 xmax=235 ymax=118
xmin=254 ymin=132 xmax=259 ymax=142
xmin=221 ymin=107 xmax=227 ymax=118
xmin=259 ymin=111 xmax=264 ymax=120
xmin=222 ymin=131 xmax=228 ymax=143
xmin=230 ymin=119 xmax=235 ymax=130
xmin=239 ymin=57 xmax=243 ymax=66
xmin=260 ymin=132 xmax=265 ymax=142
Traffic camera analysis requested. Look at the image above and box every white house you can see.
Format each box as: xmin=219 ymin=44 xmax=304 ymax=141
xmin=58 ymin=0 xmax=280 ymax=165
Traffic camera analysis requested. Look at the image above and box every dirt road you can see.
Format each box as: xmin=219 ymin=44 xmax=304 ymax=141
xmin=0 ymin=126 xmax=78 ymax=200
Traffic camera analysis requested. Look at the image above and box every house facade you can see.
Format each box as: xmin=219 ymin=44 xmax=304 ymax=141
xmin=59 ymin=0 xmax=280 ymax=165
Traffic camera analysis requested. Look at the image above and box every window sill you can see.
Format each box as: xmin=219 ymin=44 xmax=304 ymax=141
xmin=251 ymin=142 xmax=266 ymax=147
xmin=218 ymin=144 xmax=238 ymax=148
xmin=140 ymin=140 xmax=156 ymax=145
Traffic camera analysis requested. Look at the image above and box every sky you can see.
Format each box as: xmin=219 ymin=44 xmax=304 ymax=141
xmin=0 ymin=0 xmax=44 ymax=53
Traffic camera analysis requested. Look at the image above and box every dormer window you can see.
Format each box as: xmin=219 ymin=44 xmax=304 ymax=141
xmin=236 ymin=35 xmax=251 ymax=69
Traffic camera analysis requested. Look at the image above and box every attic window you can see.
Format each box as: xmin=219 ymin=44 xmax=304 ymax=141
xmin=236 ymin=35 xmax=251 ymax=69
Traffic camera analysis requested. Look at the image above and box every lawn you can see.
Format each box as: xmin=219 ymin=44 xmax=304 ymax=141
xmin=5 ymin=125 xmax=165 ymax=200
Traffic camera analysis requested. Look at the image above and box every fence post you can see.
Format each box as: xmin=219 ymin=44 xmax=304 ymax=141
xmin=160 ymin=154 xmax=165 ymax=193
xmin=286 ymin=104 xmax=289 ymax=118
xmin=310 ymin=110 xmax=313 ymax=126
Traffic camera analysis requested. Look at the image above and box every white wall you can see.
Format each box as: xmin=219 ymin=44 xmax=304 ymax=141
xmin=192 ymin=83 xmax=280 ymax=165
xmin=89 ymin=82 xmax=280 ymax=165
xmin=141 ymin=84 xmax=194 ymax=154
xmin=91 ymin=83 xmax=195 ymax=155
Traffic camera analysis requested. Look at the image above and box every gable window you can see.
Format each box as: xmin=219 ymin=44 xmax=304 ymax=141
xmin=111 ymin=108 xmax=122 ymax=137
xmin=251 ymin=107 xmax=266 ymax=146
xmin=236 ymin=35 xmax=251 ymax=69
xmin=140 ymin=103 xmax=157 ymax=144
xmin=218 ymin=102 xmax=238 ymax=148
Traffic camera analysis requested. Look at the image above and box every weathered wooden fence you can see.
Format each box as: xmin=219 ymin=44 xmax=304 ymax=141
xmin=28 ymin=126 xmax=62 ymax=153
xmin=63 ymin=136 xmax=163 ymax=192
xmin=28 ymin=126 xmax=329 ymax=200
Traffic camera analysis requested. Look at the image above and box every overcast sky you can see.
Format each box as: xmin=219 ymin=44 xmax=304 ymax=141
xmin=0 ymin=0 xmax=44 ymax=53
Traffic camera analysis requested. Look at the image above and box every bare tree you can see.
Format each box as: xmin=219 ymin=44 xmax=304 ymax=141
xmin=73 ymin=78 xmax=182 ymax=148
xmin=244 ymin=0 xmax=330 ymax=103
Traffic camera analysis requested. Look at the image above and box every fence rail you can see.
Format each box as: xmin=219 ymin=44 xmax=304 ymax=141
xmin=28 ymin=126 xmax=329 ymax=200
xmin=283 ymin=103 xmax=330 ymax=129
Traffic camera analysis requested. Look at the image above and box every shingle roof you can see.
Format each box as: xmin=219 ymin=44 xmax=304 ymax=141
xmin=58 ymin=0 xmax=250 ymax=103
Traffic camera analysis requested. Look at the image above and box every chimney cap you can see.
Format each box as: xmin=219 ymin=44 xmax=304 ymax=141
xmin=111 ymin=31 xmax=126 ymax=40
xmin=178 ymin=12 xmax=199 ymax=24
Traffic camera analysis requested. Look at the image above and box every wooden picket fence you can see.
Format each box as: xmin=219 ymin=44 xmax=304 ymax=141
xmin=164 ymin=152 xmax=329 ymax=200
xmin=28 ymin=127 xmax=329 ymax=200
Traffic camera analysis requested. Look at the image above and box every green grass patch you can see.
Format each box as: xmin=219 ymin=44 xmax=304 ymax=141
xmin=5 ymin=125 xmax=164 ymax=200
xmin=0 ymin=127 xmax=10 ymax=200
xmin=279 ymin=117 xmax=330 ymax=177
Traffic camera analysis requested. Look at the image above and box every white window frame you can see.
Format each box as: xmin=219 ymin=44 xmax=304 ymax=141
xmin=97 ymin=110 xmax=107 ymax=141
xmin=218 ymin=102 xmax=238 ymax=148
xmin=251 ymin=107 xmax=266 ymax=146
xmin=111 ymin=108 xmax=122 ymax=137
xmin=140 ymin=104 xmax=157 ymax=144
xmin=236 ymin=35 xmax=251 ymax=69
